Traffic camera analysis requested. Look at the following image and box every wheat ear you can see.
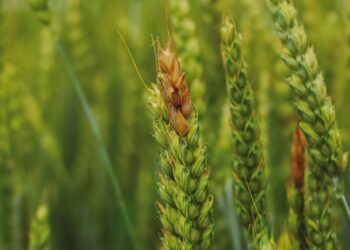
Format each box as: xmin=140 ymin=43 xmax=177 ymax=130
xmin=220 ymin=16 xmax=273 ymax=248
xmin=268 ymin=0 xmax=348 ymax=248
xmin=148 ymin=39 xmax=213 ymax=249
xmin=268 ymin=0 xmax=348 ymax=176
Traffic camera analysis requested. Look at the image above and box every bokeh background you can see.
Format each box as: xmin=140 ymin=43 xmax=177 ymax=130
xmin=1 ymin=0 xmax=350 ymax=249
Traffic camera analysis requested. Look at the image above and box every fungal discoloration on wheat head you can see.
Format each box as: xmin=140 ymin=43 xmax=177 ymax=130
xmin=157 ymin=40 xmax=192 ymax=137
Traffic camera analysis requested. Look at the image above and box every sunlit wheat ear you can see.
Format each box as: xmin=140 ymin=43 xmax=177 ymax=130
xmin=220 ymin=16 xmax=273 ymax=248
xmin=148 ymin=39 xmax=213 ymax=249
xmin=268 ymin=0 xmax=348 ymax=247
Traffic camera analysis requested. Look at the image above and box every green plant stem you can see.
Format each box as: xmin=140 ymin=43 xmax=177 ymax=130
xmin=217 ymin=178 xmax=246 ymax=250
xmin=55 ymin=40 xmax=140 ymax=250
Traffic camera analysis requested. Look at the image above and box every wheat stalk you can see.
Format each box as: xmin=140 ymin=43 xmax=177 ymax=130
xmin=148 ymin=39 xmax=213 ymax=249
xmin=220 ymin=16 xmax=273 ymax=248
xmin=268 ymin=0 xmax=348 ymax=248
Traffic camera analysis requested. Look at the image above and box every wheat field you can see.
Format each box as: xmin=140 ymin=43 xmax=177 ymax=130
xmin=1 ymin=0 xmax=350 ymax=249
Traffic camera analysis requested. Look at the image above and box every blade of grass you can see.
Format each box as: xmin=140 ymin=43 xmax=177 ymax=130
xmin=218 ymin=178 xmax=246 ymax=250
xmin=339 ymin=195 xmax=350 ymax=226
xmin=55 ymin=40 xmax=140 ymax=250
xmin=334 ymin=178 xmax=350 ymax=227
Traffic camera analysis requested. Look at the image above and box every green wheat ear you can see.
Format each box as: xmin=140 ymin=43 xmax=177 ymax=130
xmin=29 ymin=203 xmax=51 ymax=250
xmin=220 ymin=16 xmax=273 ymax=249
xmin=268 ymin=0 xmax=348 ymax=175
xmin=268 ymin=0 xmax=348 ymax=248
xmin=148 ymin=40 xmax=213 ymax=249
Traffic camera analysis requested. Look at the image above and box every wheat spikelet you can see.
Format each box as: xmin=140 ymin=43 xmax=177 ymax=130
xmin=148 ymin=39 xmax=213 ymax=249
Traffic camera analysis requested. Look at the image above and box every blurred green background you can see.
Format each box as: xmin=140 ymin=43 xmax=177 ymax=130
xmin=1 ymin=0 xmax=350 ymax=249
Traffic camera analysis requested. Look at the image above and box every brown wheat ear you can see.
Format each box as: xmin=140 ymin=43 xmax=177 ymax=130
xmin=157 ymin=40 xmax=192 ymax=137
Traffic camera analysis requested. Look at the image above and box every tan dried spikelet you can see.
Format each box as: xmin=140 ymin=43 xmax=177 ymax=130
xmin=291 ymin=125 xmax=307 ymax=189
xmin=157 ymin=40 xmax=192 ymax=136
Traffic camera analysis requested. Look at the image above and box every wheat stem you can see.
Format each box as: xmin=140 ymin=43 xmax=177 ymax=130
xmin=217 ymin=178 xmax=246 ymax=250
